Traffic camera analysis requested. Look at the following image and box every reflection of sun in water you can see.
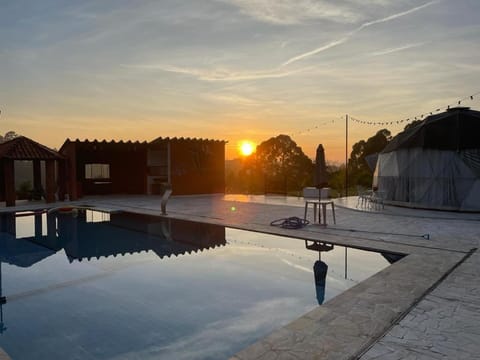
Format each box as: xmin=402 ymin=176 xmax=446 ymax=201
xmin=239 ymin=141 xmax=255 ymax=156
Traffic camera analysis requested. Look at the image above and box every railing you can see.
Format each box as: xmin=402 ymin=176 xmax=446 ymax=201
xmin=357 ymin=189 xmax=385 ymax=210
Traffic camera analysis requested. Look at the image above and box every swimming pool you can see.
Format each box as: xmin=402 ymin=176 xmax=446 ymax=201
xmin=0 ymin=209 xmax=401 ymax=359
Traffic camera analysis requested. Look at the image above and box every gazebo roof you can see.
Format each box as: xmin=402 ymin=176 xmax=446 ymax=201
xmin=0 ymin=136 xmax=64 ymax=160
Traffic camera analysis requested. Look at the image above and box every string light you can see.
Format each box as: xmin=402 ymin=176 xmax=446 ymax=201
xmin=349 ymin=91 xmax=479 ymax=127
xmin=227 ymin=91 xmax=480 ymax=145
xmin=289 ymin=115 xmax=344 ymax=137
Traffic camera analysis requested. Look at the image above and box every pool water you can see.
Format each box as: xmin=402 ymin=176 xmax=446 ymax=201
xmin=0 ymin=210 xmax=399 ymax=359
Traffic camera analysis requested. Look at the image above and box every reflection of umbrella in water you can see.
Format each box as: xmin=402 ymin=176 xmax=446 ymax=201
xmin=315 ymin=144 xmax=328 ymax=188
xmin=313 ymin=260 xmax=328 ymax=305
xmin=305 ymin=240 xmax=334 ymax=305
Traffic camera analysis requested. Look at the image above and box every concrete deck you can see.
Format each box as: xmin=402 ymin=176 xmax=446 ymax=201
xmin=1 ymin=194 xmax=479 ymax=359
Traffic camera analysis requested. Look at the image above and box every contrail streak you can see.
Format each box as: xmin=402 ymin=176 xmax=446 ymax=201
xmin=282 ymin=1 xmax=438 ymax=66
xmin=371 ymin=42 xmax=425 ymax=57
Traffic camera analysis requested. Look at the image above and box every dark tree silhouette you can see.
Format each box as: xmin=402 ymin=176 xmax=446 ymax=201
xmin=348 ymin=129 xmax=391 ymax=188
xmin=251 ymin=135 xmax=313 ymax=194
xmin=0 ymin=131 xmax=19 ymax=143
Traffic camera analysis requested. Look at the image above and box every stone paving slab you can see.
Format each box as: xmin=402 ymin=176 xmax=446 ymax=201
xmin=225 ymin=195 xmax=480 ymax=252
xmin=360 ymin=251 xmax=480 ymax=360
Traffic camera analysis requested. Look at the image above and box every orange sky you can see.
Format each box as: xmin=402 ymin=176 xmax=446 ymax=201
xmin=2 ymin=1 xmax=480 ymax=163
xmin=4 ymin=99 xmax=480 ymax=163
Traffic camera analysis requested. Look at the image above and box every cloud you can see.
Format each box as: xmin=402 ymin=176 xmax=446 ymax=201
xmin=371 ymin=42 xmax=425 ymax=56
xmin=358 ymin=0 xmax=438 ymax=29
xmin=282 ymin=1 xmax=439 ymax=66
xmin=222 ymin=0 xmax=361 ymax=24
xmin=122 ymin=63 xmax=310 ymax=81
xmin=109 ymin=297 xmax=312 ymax=360
xmin=203 ymin=93 xmax=261 ymax=106
xmin=282 ymin=37 xmax=350 ymax=66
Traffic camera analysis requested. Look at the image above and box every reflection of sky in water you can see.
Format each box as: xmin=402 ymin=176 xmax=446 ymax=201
xmin=226 ymin=228 xmax=391 ymax=289
xmin=0 ymin=212 xmax=394 ymax=359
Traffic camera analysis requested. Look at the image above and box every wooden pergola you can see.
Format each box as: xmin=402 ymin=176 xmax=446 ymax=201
xmin=0 ymin=136 xmax=65 ymax=207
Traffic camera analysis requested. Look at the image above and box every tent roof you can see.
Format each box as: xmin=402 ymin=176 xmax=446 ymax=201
xmin=382 ymin=107 xmax=480 ymax=153
xmin=0 ymin=136 xmax=64 ymax=160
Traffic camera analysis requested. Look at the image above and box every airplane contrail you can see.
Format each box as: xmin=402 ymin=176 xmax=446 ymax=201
xmin=282 ymin=1 xmax=439 ymax=67
xmin=371 ymin=42 xmax=425 ymax=57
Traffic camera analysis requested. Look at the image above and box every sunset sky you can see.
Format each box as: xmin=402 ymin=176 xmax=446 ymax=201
xmin=2 ymin=0 xmax=480 ymax=162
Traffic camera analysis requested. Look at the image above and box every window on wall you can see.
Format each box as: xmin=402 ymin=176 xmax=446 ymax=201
xmin=85 ymin=164 xmax=110 ymax=179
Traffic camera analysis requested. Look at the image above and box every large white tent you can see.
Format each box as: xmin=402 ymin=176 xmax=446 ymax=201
xmin=374 ymin=107 xmax=480 ymax=211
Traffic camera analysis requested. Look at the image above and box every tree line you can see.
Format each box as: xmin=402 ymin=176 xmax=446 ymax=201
xmin=0 ymin=131 xmax=19 ymax=143
xmin=226 ymin=122 xmax=418 ymax=197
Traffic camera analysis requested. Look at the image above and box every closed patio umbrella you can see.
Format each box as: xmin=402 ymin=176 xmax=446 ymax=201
xmin=315 ymin=144 xmax=328 ymax=188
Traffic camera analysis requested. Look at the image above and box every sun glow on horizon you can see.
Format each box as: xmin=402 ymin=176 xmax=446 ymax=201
xmin=239 ymin=141 xmax=255 ymax=156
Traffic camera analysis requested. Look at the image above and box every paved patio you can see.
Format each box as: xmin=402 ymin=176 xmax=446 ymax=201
xmin=1 ymin=194 xmax=479 ymax=359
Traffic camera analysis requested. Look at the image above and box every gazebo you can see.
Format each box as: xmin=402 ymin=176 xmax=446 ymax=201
xmin=0 ymin=136 xmax=65 ymax=207
xmin=374 ymin=107 xmax=480 ymax=211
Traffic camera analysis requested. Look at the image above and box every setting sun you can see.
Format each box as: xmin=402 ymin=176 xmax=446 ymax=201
xmin=239 ymin=141 xmax=255 ymax=156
